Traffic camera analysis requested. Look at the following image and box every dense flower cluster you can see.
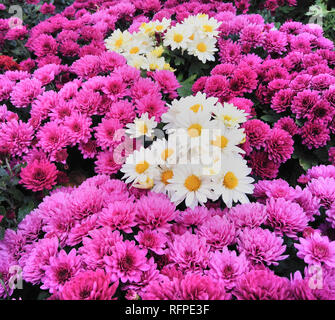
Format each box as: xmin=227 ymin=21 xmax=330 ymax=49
xmin=1 ymin=165 xmax=335 ymax=300
xmin=121 ymin=93 xmax=254 ymax=208
xmin=1 ymin=0 xmax=335 ymax=301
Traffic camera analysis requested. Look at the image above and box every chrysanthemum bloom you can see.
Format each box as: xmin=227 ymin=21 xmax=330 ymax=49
xmin=307 ymin=177 xmax=335 ymax=209
xmin=152 ymin=70 xmax=180 ymax=99
xmin=291 ymin=90 xmax=319 ymax=119
xmin=271 ymin=89 xmax=294 ymax=113
xmin=295 ymin=233 xmax=335 ymax=268
xmin=135 ymin=193 xmax=177 ymax=233
xmin=99 ymin=201 xmax=136 ymax=233
xmin=142 ymin=273 xmax=230 ymax=300
xmin=10 ymin=78 xmax=43 ymax=108
xmin=237 ymin=227 xmax=288 ymax=266
xmin=67 ymin=215 xmax=98 ymax=247
xmin=168 ymin=232 xmax=210 ymax=272
xmin=104 ymin=240 xmax=150 ymax=283
xmin=273 ymin=116 xmax=299 ymax=136
xmin=248 ymin=150 xmax=280 ymax=179
xmin=329 ymin=148 xmax=335 ymax=165
xmin=102 ymin=75 xmax=127 ymax=101
xmin=135 ymin=230 xmax=167 ymax=255
xmin=292 ymin=186 xmax=320 ymax=222
xmin=17 ymin=209 xmax=44 ymax=243
xmin=22 ymin=237 xmax=59 ymax=284
xmin=301 ymin=120 xmax=330 ymax=150
xmin=208 ymin=247 xmax=249 ymax=290
xmin=95 ymin=118 xmax=123 ymax=150
xmin=264 ymin=128 xmax=294 ymax=164
xmin=69 ymin=186 xmax=106 ymax=220
xmin=197 ymin=215 xmax=236 ymax=250
xmin=290 ymin=271 xmax=320 ymax=300
xmin=264 ymin=30 xmax=288 ymax=54
xmin=95 ymin=150 xmax=123 ymax=175
xmin=40 ymin=3 xmax=56 ymax=15
xmin=307 ymin=100 xmax=334 ymax=124
xmin=78 ymin=140 xmax=97 ymax=159
xmin=80 ymin=228 xmax=123 ymax=270
xmin=204 ymin=75 xmax=231 ymax=101
xmin=0 ymin=119 xmax=34 ymax=156
xmin=99 ymin=51 xmax=126 ymax=73
xmin=36 ymin=121 xmax=69 ymax=155
xmin=107 ymin=100 xmax=136 ymax=125
xmin=135 ymin=94 xmax=167 ymax=121
xmin=20 ymin=159 xmax=58 ymax=192
xmin=63 ymin=112 xmax=92 ymax=146
xmin=61 ymin=269 xmax=118 ymax=300
xmin=234 ymin=269 xmax=292 ymax=300
xmin=41 ymin=249 xmax=82 ymax=294
xmin=227 ymin=203 xmax=267 ymax=229
xmin=70 ymin=55 xmax=101 ymax=79
xmin=242 ymin=120 xmax=270 ymax=150
xmin=175 ymin=206 xmax=210 ymax=230
xmin=131 ymin=78 xmax=160 ymax=100
xmin=265 ymin=198 xmax=308 ymax=239
xmin=0 ymin=258 xmax=15 ymax=299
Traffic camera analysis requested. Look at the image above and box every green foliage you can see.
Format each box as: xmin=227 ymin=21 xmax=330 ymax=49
xmin=0 ymin=159 xmax=38 ymax=239
xmin=177 ymin=74 xmax=198 ymax=97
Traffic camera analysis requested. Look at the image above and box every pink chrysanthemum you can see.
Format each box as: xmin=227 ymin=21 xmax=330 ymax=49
xmin=0 ymin=119 xmax=33 ymax=156
xmin=135 ymin=193 xmax=177 ymax=233
xmin=22 ymin=237 xmax=59 ymax=285
xmin=63 ymin=112 xmax=92 ymax=146
xmin=307 ymin=177 xmax=335 ymax=209
xmin=168 ymin=232 xmax=210 ymax=272
xmin=242 ymin=120 xmax=271 ymax=150
xmin=104 ymin=240 xmax=150 ymax=283
xmin=227 ymin=203 xmax=267 ymax=229
xmin=20 ymin=159 xmax=58 ymax=192
xmin=175 ymin=206 xmax=211 ymax=230
xmin=208 ymin=248 xmax=249 ymax=290
xmin=234 ymin=269 xmax=292 ymax=300
xmin=273 ymin=116 xmax=299 ymax=136
xmin=248 ymin=150 xmax=280 ymax=179
xmin=265 ymin=198 xmax=308 ymax=239
xmin=10 ymin=78 xmax=43 ymax=108
xmin=99 ymin=201 xmax=136 ymax=233
xmin=135 ymin=230 xmax=167 ymax=255
xmin=80 ymin=228 xmax=123 ymax=270
xmin=41 ymin=249 xmax=82 ymax=294
xmin=61 ymin=269 xmax=118 ymax=300
xmin=152 ymin=70 xmax=180 ymax=99
xmin=237 ymin=227 xmax=288 ymax=266
xmin=95 ymin=118 xmax=123 ymax=150
xmin=301 ymin=120 xmax=330 ymax=150
xmin=197 ymin=215 xmax=236 ymax=250
xmin=264 ymin=128 xmax=294 ymax=164
xmin=295 ymin=233 xmax=335 ymax=268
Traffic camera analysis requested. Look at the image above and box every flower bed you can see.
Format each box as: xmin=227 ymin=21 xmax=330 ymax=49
xmin=0 ymin=0 xmax=335 ymax=300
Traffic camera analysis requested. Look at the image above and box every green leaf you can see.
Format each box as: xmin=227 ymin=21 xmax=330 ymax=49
xmin=0 ymin=206 xmax=5 ymax=216
xmin=177 ymin=74 xmax=197 ymax=97
xmin=260 ymin=113 xmax=281 ymax=123
xmin=17 ymin=201 xmax=36 ymax=223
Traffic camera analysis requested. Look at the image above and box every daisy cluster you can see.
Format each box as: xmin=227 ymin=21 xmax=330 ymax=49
xmin=2 ymin=165 xmax=335 ymax=300
xmin=121 ymin=92 xmax=254 ymax=208
xmin=105 ymin=13 xmax=221 ymax=69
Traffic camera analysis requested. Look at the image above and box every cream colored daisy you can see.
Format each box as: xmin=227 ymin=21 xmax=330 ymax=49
xmin=152 ymin=164 xmax=176 ymax=195
xmin=125 ymin=112 xmax=157 ymax=139
xmin=104 ymin=29 xmax=132 ymax=53
xmin=121 ymin=146 xmax=159 ymax=185
xmin=212 ymin=156 xmax=254 ymax=208
xmin=163 ymin=24 xmax=192 ymax=51
xmin=187 ymin=35 xmax=218 ymax=63
xmin=152 ymin=18 xmax=171 ymax=33
xmin=150 ymin=138 xmax=177 ymax=165
xmin=212 ymin=103 xmax=248 ymax=128
xmin=166 ymin=165 xmax=214 ymax=208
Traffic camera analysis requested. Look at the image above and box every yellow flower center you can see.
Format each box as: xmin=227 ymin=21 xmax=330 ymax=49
xmin=135 ymin=161 xmax=149 ymax=174
xmin=223 ymin=171 xmax=238 ymax=189
xmin=203 ymin=24 xmax=213 ymax=32
xmin=223 ymin=115 xmax=232 ymax=121
xmin=173 ymin=34 xmax=183 ymax=43
xmin=115 ymin=38 xmax=123 ymax=48
xmin=161 ymin=148 xmax=174 ymax=161
xmin=187 ymin=124 xmax=202 ymax=138
xmin=197 ymin=42 xmax=207 ymax=52
xmin=161 ymin=169 xmax=173 ymax=185
xmin=137 ymin=121 xmax=148 ymax=134
xmin=190 ymin=104 xmax=203 ymax=113
xmin=149 ymin=63 xmax=159 ymax=71
xmin=189 ymin=34 xmax=195 ymax=40
xmin=130 ymin=46 xmax=139 ymax=54
xmin=156 ymin=25 xmax=164 ymax=31
xmin=211 ymin=135 xmax=228 ymax=149
xmin=184 ymin=174 xmax=201 ymax=191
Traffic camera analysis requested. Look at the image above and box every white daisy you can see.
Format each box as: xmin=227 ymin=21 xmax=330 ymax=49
xmin=197 ymin=16 xmax=222 ymax=38
xmin=150 ymin=138 xmax=177 ymax=165
xmin=187 ymin=35 xmax=218 ymax=63
xmin=152 ymin=18 xmax=171 ymax=33
xmin=166 ymin=165 xmax=214 ymax=208
xmin=121 ymin=146 xmax=159 ymax=185
xmin=152 ymin=164 xmax=176 ymax=195
xmin=211 ymin=156 xmax=254 ymax=208
xmin=163 ymin=24 xmax=192 ymax=51
xmin=104 ymin=29 xmax=132 ymax=53
xmin=125 ymin=113 xmax=157 ymax=139
xmin=212 ymin=102 xmax=248 ymax=128
xmin=127 ymin=54 xmax=149 ymax=70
